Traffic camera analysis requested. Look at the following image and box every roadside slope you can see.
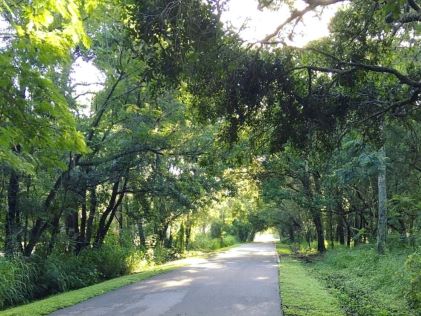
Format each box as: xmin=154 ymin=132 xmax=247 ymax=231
xmin=277 ymin=244 xmax=344 ymax=316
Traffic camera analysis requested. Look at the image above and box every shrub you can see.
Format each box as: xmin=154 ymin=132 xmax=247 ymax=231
xmin=221 ymin=234 xmax=237 ymax=247
xmin=190 ymin=233 xmax=238 ymax=251
xmin=83 ymin=244 xmax=131 ymax=279
xmin=190 ymin=234 xmax=220 ymax=251
xmin=34 ymin=252 xmax=100 ymax=297
xmin=210 ymin=221 xmax=224 ymax=239
xmin=0 ymin=257 xmax=37 ymax=309
xmin=229 ymin=220 xmax=252 ymax=242
xmin=146 ymin=245 xmax=179 ymax=264
xmin=125 ymin=249 xmax=148 ymax=273
xmin=405 ymin=249 xmax=421 ymax=312
xmin=311 ymin=245 xmax=416 ymax=316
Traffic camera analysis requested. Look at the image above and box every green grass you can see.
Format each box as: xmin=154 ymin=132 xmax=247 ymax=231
xmin=277 ymin=244 xmax=345 ymax=316
xmin=0 ymin=264 xmax=181 ymax=316
xmin=277 ymin=242 xmax=420 ymax=316
xmin=309 ymin=245 xmax=418 ymax=316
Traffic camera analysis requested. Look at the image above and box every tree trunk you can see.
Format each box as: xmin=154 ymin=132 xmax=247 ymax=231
xmin=24 ymin=171 xmax=68 ymax=256
xmin=313 ymin=212 xmax=326 ymax=252
xmin=76 ymin=189 xmax=87 ymax=254
xmin=288 ymin=224 xmax=295 ymax=242
xmin=47 ymin=213 xmax=62 ymax=255
xmin=94 ymin=180 xmax=125 ymax=247
xmin=346 ymin=221 xmax=351 ymax=247
xmin=5 ymin=170 xmax=20 ymax=257
xmin=65 ymin=208 xmax=79 ymax=251
xmin=327 ymin=207 xmax=334 ymax=249
xmin=337 ymin=199 xmax=346 ymax=245
xmin=302 ymin=169 xmax=326 ymax=253
xmin=85 ymin=187 xmax=97 ymax=248
xmin=353 ymin=208 xmax=360 ymax=246
xmin=376 ymin=146 xmax=387 ymax=254
xmin=137 ymin=218 xmax=146 ymax=248
xmin=247 ymin=228 xmax=256 ymax=242
xmin=185 ymin=215 xmax=192 ymax=250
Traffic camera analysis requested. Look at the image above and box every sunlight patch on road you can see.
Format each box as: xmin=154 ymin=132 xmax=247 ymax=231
xmin=255 ymin=276 xmax=270 ymax=280
xmin=161 ymin=278 xmax=193 ymax=289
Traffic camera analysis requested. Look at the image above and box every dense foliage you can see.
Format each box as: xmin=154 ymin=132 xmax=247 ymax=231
xmin=0 ymin=0 xmax=420 ymax=314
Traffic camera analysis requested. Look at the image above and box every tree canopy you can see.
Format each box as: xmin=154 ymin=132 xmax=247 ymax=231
xmin=0 ymin=0 xmax=420 ymax=311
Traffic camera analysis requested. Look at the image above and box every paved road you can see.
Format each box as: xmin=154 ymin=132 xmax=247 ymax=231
xmin=52 ymin=242 xmax=281 ymax=316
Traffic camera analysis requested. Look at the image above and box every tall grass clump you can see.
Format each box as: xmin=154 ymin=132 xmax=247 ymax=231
xmin=0 ymin=257 xmax=37 ymax=309
xmin=0 ymin=242 xmax=148 ymax=311
xmin=405 ymin=248 xmax=421 ymax=313
xmin=190 ymin=233 xmax=238 ymax=251
xmin=310 ymin=244 xmax=418 ymax=316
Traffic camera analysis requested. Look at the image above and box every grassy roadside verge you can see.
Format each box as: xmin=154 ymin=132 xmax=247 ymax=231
xmin=278 ymin=243 xmax=419 ymax=316
xmin=0 ymin=264 xmax=180 ymax=316
xmin=309 ymin=245 xmax=418 ymax=316
xmin=277 ymin=244 xmax=345 ymax=316
xmin=0 ymin=243 xmax=241 ymax=316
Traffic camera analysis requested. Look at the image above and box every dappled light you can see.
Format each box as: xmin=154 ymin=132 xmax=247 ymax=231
xmin=159 ymin=278 xmax=194 ymax=289
xmin=255 ymin=276 xmax=270 ymax=281
xmin=48 ymin=243 xmax=281 ymax=315
xmin=0 ymin=0 xmax=420 ymax=315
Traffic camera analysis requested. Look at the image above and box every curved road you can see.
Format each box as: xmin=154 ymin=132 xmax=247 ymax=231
xmin=52 ymin=242 xmax=281 ymax=316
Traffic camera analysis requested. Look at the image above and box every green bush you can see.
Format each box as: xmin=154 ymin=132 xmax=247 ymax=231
xmin=0 ymin=243 xmax=145 ymax=310
xmin=0 ymin=257 xmax=37 ymax=309
xmin=34 ymin=252 xmax=100 ymax=297
xmin=229 ymin=220 xmax=252 ymax=242
xmin=310 ymin=245 xmax=417 ymax=316
xmin=210 ymin=221 xmax=224 ymax=239
xmin=125 ymin=249 xmax=148 ymax=272
xmin=147 ymin=245 xmax=179 ymax=264
xmin=221 ymin=234 xmax=237 ymax=247
xmin=190 ymin=233 xmax=237 ymax=251
xmin=405 ymin=249 xmax=421 ymax=312
xmin=190 ymin=234 xmax=220 ymax=251
xmin=83 ymin=244 xmax=130 ymax=279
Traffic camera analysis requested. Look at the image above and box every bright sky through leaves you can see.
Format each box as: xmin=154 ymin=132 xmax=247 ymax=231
xmin=70 ymin=57 xmax=106 ymax=114
xmin=221 ymin=0 xmax=342 ymax=46
xmin=73 ymin=0 xmax=342 ymax=115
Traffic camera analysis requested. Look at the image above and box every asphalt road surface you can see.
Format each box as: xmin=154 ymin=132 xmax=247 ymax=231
xmin=51 ymin=242 xmax=281 ymax=316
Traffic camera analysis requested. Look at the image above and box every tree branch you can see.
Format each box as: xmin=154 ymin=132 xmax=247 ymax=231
xmin=260 ymin=0 xmax=346 ymax=43
xmin=407 ymin=0 xmax=420 ymax=12
xmin=343 ymin=62 xmax=421 ymax=88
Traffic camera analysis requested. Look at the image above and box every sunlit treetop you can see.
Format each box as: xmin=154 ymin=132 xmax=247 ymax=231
xmin=1 ymin=0 xmax=97 ymax=61
xmin=0 ymin=0 xmax=97 ymax=173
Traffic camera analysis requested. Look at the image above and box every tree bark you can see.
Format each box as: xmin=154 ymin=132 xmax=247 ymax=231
xmin=288 ymin=224 xmax=295 ymax=242
xmin=376 ymin=146 xmax=387 ymax=254
xmin=5 ymin=170 xmax=21 ymax=257
xmin=24 ymin=171 xmax=68 ymax=256
xmin=346 ymin=220 xmax=351 ymax=247
xmin=137 ymin=218 xmax=146 ymax=248
xmin=302 ymin=169 xmax=326 ymax=253
xmin=85 ymin=187 xmax=97 ymax=248
xmin=76 ymin=189 xmax=87 ymax=254
xmin=185 ymin=214 xmax=192 ymax=250
xmin=327 ymin=207 xmax=334 ymax=248
xmin=336 ymin=199 xmax=346 ymax=245
xmin=94 ymin=179 xmax=126 ymax=247
xmin=47 ymin=213 xmax=62 ymax=255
